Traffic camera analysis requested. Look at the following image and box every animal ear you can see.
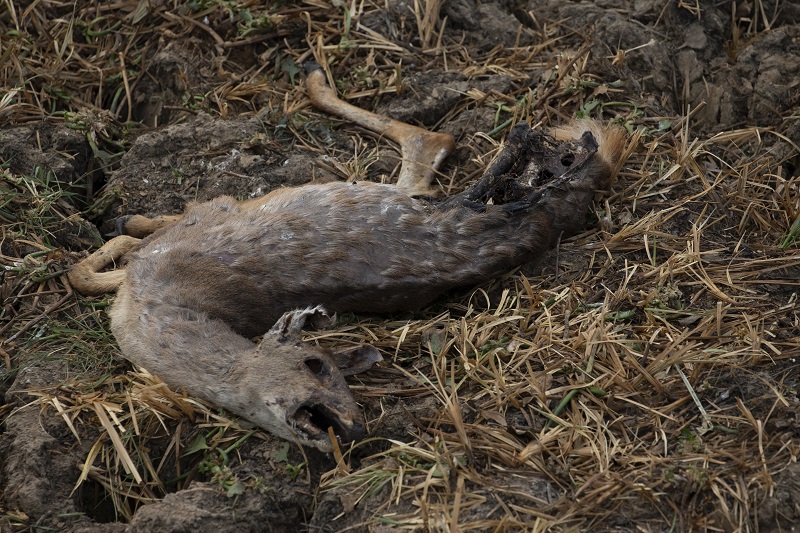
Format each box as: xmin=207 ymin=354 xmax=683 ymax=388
xmin=267 ymin=306 xmax=331 ymax=340
xmin=330 ymin=345 xmax=383 ymax=376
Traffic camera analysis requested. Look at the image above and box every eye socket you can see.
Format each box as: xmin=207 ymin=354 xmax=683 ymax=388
xmin=560 ymin=153 xmax=575 ymax=167
xmin=304 ymin=357 xmax=327 ymax=378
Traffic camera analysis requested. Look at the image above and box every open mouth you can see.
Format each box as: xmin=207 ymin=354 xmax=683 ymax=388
xmin=289 ymin=403 xmax=364 ymax=444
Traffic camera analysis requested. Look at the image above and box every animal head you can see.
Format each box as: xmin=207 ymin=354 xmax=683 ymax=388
xmin=224 ymin=306 xmax=382 ymax=452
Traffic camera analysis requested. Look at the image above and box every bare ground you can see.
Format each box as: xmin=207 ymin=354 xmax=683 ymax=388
xmin=1 ymin=1 xmax=799 ymax=531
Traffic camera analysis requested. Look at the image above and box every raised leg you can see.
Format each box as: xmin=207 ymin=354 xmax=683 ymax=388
xmin=68 ymin=235 xmax=141 ymax=296
xmin=305 ymin=64 xmax=455 ymax=196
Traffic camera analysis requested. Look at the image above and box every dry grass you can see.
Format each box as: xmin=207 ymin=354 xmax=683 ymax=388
xmin=1 ymin=1 xmax=798 ymax=531
xmin=309 ymin=129 xmax=799 ymax=527
xmin=29 ymin=369 xmax=263 ymax=521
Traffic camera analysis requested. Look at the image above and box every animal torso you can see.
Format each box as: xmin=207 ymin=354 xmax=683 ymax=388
xmin=123 ymin=180 xmax=550 ymax=339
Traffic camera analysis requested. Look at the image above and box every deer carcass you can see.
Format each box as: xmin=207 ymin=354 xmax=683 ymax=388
xmin=69 ymin=65 xmax=626 ymax=451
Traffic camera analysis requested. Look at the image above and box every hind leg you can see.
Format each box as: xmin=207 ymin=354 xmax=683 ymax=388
xmin=69 ymin=213 xmax=181 ymax=296
xmin=113 ymin=213 xmax=183 ymax=238
xmin=305 ymin=64 xmax=455 ymax=196
xmin=68 ymin=235 xmax=142 ymax=296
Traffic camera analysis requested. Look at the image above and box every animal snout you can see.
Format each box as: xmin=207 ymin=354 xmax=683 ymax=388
xmin=288 ymin=400 xmax=366 ymax=445
xmin=345 ymin=419 xmax=366 ymax=442
xmin=304 ymin=357 xmax=331 ymax=380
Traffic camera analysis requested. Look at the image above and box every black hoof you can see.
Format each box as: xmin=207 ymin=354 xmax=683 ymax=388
xmin=303 ymin=61 xmax=322 ymax=75
xmin=104 ymin=215 xmax=132 ymax=237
